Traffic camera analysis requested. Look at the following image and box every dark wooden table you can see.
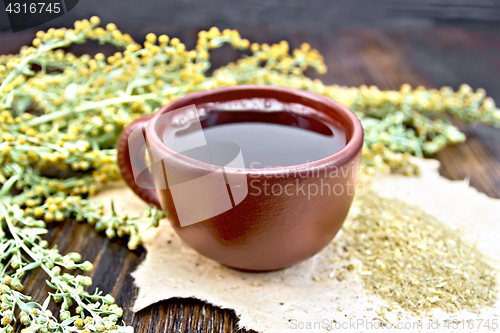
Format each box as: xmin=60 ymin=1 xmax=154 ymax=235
xmin=2 ymin=27 xmax=500 ymax=333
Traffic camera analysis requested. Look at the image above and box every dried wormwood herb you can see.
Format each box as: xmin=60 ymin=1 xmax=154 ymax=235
xmin=343 ymin=188 xmax=497 ymax=315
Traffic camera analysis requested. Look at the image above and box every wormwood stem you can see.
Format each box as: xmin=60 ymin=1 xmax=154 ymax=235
xmin=26 ymin=93 xmax=157 ymax=127
xmin=0 ymin=35 xmax=82 ymax=94
xmin=0 ymin=174 xmax=19 ymax=197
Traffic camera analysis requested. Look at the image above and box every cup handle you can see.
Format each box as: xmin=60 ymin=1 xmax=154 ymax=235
xmin=117 ymin=114 xmax=161 ymax=208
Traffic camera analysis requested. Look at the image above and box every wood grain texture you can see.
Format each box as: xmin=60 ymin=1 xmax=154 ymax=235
xmin=2 ymin=27 xmax=500 ymax=332
xmin=2 ymin=0 xmax=500 ymax=32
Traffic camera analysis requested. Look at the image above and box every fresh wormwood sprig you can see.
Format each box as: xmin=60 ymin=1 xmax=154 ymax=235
xmin=0 ymin=18 xmax=498 ymax=178
xmin=0 ymin=163 xmax=165 ymax=333
xmin=0 ymin=174 xmax=124 ymax=333
xmin=0 ymin=16 xmax=499 ymax=333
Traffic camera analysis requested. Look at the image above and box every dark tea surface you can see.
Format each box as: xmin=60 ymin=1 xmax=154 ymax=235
xmin=162 ymin=99 xmax=346 ymax=168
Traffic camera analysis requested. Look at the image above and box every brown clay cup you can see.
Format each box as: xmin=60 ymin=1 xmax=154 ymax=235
xmin=117 ymin=85 xmax=364 ymax=271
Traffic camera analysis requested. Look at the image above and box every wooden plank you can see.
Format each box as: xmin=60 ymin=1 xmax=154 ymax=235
xmin=2 ymin=0 xmax=500 ymax=33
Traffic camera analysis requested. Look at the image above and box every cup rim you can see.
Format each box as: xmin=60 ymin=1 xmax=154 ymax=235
xmin=145 ymin=85 xmax=364 ymax=174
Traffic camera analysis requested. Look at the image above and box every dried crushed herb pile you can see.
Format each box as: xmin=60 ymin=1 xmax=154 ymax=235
xmin=343 ymin=188 xmax=498 ymax=315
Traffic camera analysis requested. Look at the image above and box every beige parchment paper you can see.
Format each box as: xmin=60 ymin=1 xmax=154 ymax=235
xmin=95 ymin=158 xmax=500 ymax=332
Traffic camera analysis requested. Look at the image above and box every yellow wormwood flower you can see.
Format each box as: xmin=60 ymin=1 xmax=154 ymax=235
xmin=207 ymin=27 xmax=220 ymax=39
xmin=94 ymin=27 xmax=105 ymax=36
xmin=1 ymin=133 xmax=14 ymax=141
xmin=44 ymin=212 xmax=54 ymax=222
xmin=90 ymin=16 xmax=100 ymax=25
xmin=482 ymin=97 xmax=495 ymax=110
xmin=34 ymin=207 xmax=44 ymax=218
xmin=104 ymin=124 xmax=113 ymax=133
xmin=240 ymin=39 xmax=250 ymax=49
xmin=300 ymin=43 xmax=311 ymax=52
xmin=150 ymin=45 xmax=160 ymax=55
xmin=55 ymin=29 xmax=65 ymax=39
xmin=106 ymin=23 xmax=117 ymax=31
xmin=74 ymin=21 xmax=85 ymax=31
xmin=200 ymin=51 xmax=209 ymax=60
xmin=88 ymin=60 xmax=98 ymax=71
xmin=146 ymin=33 xmax=157 ymax=44
xmin=170 ymin=37 xmax=180 ymax=46
xmin=112 ymin=30 xmax=122 ymax=40
xmin=94 ymin=53 xmax=105 ymax=61
xmin=158 ymin=34 xmax=169 ymax=44
xmin=176 ymin=43 xmax=185 ymax=53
